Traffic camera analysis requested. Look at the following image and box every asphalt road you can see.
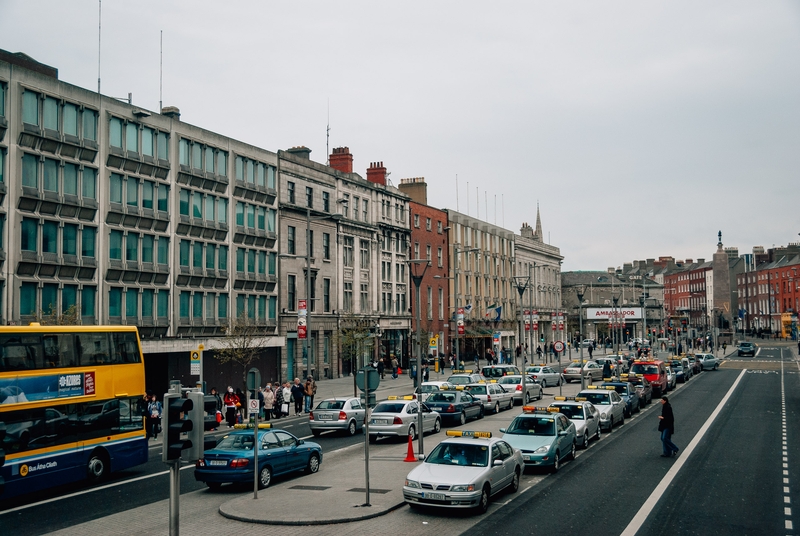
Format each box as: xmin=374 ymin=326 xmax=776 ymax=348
xmin=469 ymin=343 xmax=799 ymax=536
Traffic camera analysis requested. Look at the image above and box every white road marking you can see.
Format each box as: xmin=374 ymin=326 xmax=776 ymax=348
xmin=620 ymin=369 xmax=747 ymax=536
xmin=0 ymin=464 xmax=194 ymax=515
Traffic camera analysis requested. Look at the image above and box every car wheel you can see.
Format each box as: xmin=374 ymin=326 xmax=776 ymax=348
xmin=459 ymin=412 xmax=467 ymax=426
xmin=258 ymin=466 xmax=272 ymax=489
xmin=206 ymin=481 xmax=222 ymax=490
xmin=494 ymin=403 xmax=500 ymax=414
xmin=305 ymin=453 xmax=321 ymax=474
xmin=537 ymin=389 xmax=543 ymax=401
xmin=581 ymin=432 xmax=589 ymax=449
xmin=586 ymin=375 xmax=593 ymax=385
xmin=408 ymin=425 xmax=417 ymax=440
xmin=347 ymin=420 xmax=357 ymax=436
xmin=510 ymin=469 xmax=520 ymax=493
xmin=609 ymin=417 xmax=614 ymax=431
xmin=433 ymin=418 xmax=441 ymax=434
xmin=478 ymin=407 xmax=485 ymax=420
xmin=475 ymin=485 xmax=491 ymax=514
xmin=620 ymin=412 xmax=625 ymax=425
xmin=551 ymin=451 xmax=560 ymax=473
xmin=524 ymin=393 xmax=531 ymax=405
xmin=87 ymin=449 xmax=109 ymax=483
xmin=595 ymin=425 xmax=601 ymax=441
xmin=569 ymin=441 xmax=577 ymax=461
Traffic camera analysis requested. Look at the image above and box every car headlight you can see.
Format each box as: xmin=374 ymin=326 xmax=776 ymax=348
xmin=534 ymin=446 xmax=549 ymax=454
xmin=601 ymin=412 xmax=608 ymax=419
xmin=451 ymin=484 xmax=475 ymax=492
xmin=405 ymin=479 xmax=420 ymax=488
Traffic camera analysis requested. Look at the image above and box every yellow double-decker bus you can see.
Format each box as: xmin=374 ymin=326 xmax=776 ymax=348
xmin=0 ymin=324 xmax=148 ymax=499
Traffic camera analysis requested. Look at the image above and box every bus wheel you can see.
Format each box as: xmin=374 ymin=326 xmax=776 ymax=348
xmin=87 ymin=449 xmax=110 ymax=482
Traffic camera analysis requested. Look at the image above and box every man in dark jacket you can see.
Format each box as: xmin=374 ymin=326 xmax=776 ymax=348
xmin=658 ymin=395 xmax=679 ymax=457
xmin=291 ymin=378 xmax=305 ymax=415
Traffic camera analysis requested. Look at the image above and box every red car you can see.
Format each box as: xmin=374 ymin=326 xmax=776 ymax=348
xmin=629 ymin=360 xmax=668 ymax=396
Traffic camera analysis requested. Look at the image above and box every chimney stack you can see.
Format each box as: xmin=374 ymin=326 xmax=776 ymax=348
xmin=329 ymin=147 xmax=353 ymax=174
xmin=286 ymin=146 xmax=311 ymax=159
xmin=398 ymin=177 xmax=427 ymax=204
xmin=161 ymin=106 xmax=181 ymax=120
xmin=366 ymin=161 xmax=387 ymax=186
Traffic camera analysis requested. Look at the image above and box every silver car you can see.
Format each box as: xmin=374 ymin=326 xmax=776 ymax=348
xmin=563 ymin=360 xmax=603 ymax=383
xmin=497 ymin=375 xmax=542 ymax=405
xmin=549 ymin=398 xmax=601 ymax=449
xmin=368 ymin=398 xmax=441 ymax=442
xmin=414 ymin=381 xmax=456 ymax=403
xmin=696 ymin=353 xmax=719 ymax=371
xmin=309 ymin=397 xmax=366 ymax=437
xmin=525 ymin=366 xmax=564 ymax=387
xmin=447 ymin=373 xmax=484 ymax=386
xmin=464 ymin=382 xmax=514 ymax=414
xmin=578 ymin=387 xmax=626 ymax=431
xmin=404 ymin=433 xmax=524 ymax=514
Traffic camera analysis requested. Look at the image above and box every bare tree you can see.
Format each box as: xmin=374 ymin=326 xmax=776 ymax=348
xmin=38 ymin=304 xmax=81 ymax=326
xmin=335 ymin=314 xmax=373 ymax=396
xmin=213 ymin=313 xmax=272 ymax=391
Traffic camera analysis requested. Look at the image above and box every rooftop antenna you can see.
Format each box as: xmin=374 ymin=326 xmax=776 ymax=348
xmin=456 ymin=174 xmax=459 ymax=212
xmin=326 ymin=98 xmax=330 ymax=165
xmin=159 ymin=30 xmax=163 ymax=112
xmin=97 ymin=0 xmax=102 ymax=94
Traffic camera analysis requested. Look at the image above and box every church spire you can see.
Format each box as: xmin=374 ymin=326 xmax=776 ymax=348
xmin=534 ymin=203 xmax=543 ymax=240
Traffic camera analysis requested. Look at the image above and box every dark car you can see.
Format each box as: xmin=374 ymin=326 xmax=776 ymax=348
xmin=738 ymin=342 xmax=756 ymax=357
xmin=195 ymin=429 xmax=322 ymax=489
xmin=669 ymin=360 xmax=689 ymax=383
xmin=600 ymin=380 xmax=640 ymax=417
xmin=623 ymin=374 xmax=653 ymax=408
xmin=423 ymin=389 xmax=484 ymax=426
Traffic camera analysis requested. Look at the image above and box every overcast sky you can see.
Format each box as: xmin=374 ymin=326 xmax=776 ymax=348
xmin=2 ymin=1 xmax=798 ymax=271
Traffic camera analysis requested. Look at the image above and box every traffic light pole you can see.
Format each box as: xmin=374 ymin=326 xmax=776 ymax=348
xmin=166 ymin=381 xmax=181 ymax=536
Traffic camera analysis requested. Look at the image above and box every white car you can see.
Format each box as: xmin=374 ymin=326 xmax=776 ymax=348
xmin=578 ymin=387 xmax=626 ymax=431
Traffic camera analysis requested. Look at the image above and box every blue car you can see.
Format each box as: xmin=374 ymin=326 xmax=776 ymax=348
xmin=195 ymin=428 xmax=322 ymax=489
xmin=500 ymin=407 xmax=577 ymax=473
xmin=600 ymin=380 xmax=640 ymax=417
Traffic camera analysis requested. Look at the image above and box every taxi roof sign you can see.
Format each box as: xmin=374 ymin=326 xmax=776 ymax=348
xmin=522 ymin=406 xmax=559 ymax=414
xmin=553 ymin=396 xmax=587 ymax=402
xmin=446 ymin=430 xmax=492 ymax=438
xmin=233 ymin=423 xmax=272 ymax=429
xmin=388 ymin=395 xmax=415 ymax=400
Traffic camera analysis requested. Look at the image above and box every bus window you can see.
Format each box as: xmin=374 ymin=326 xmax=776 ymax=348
xmin=112 ymin=332 xmax=141 ymax=363
xmin=75 ymin=332 xmax=112 ymax=366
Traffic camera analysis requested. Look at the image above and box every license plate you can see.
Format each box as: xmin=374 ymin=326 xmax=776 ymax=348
xmin=208 ymin=460 xmax=227 ymax=466
xmin=372 ymin=419 xmax=388 ymax=425
xmin=424 ymin=492 xmax=446 ymax=500
xmin=318 ymin=414 xmax=333 ymax=420
xmin=523 ymin=455 xmax=531 ymax=461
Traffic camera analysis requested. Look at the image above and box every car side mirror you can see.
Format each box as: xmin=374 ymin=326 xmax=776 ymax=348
xmin=499 ymin=428 xmax=506 ymax=433
xmin=493 ymin=459 xmax=504 ymax=467
xmin=297 ymin=439 xmax=304 ymax=446
xmin=558 ymin=431 xmax=568 ymax=436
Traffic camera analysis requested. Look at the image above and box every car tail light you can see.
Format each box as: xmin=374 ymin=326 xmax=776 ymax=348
xmin=516 ymin=385 xmax=522 ymax=391
xmin=230 ymin=458 xmax=249 ymax=468
xmin=196 ymin=459 xmax=205 ymax=467
xmin=393 ymin=416 xmax=403 ymax=425
xmin=309 ymin=411 xmax=314 ymax=420
xmin=487 ymin=395 xmax=492 ymax=402
xmin=445 ymin=404 xmax=456 ymax=413
xmin=339 ymin=411 xmax=347 ymax=420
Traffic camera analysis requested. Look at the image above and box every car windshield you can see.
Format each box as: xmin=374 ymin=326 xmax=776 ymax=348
xmin=373 ymin=402 xmax=405 ymax=414
xmin=419 ymin=385 xmax=441 ymax=393
xmin=498 ymin=377 xmax=520 ymax=385
xmin=448 ymin=376 xmax=471 ymax=385
xmin=466 ymin=385 xmax=486 ymax=395
xmin=216 ymin=434 xmax=256 ymax=450
xmin=428 ymin=393 xmax=457 ymax=403
xmin=316 ymin=400 xmax=346 ymax=410
xmin=526 ymin=368 xmax=542 ymax=374
xmin=631 ymin=364 xmax=659 ymax=375
xmin=427 ymin=443 xmax=489 ymax=467
xmin=606 ymin=385 xmax=627 ymax=395
xmin=506 ymin=416 xmax=555 ymax=436
xmin=482 ymin=368 xmax=505 ymax=377
xmin=567 ymin=362 xmax=582 ymax=369
xmin=552 ymin=405 xmax=583 ymax=419
xmin=581 ymin=393 xmax=610 ymax=405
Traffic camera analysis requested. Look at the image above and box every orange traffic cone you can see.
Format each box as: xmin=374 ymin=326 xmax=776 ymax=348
xmin=403 ymin=434 xmax=417 ymax=462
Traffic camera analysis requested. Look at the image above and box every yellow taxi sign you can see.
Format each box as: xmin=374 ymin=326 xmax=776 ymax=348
xmin=575 ymin=397 xmax=587 ymax=401
xmin=553 ymin=396 xmax=567 ymax=401
xmin=446 ymin=430 xmax=492 ymax=438
xmin=522 ymin=406 xmax=559 ymax=414
xmin=586 ymin=385 xmax=598 ymax=389
xmin=233 ymin=423 xmax=272 ymax=429
xmin=388 ymin=395 xmax=415 ymax=400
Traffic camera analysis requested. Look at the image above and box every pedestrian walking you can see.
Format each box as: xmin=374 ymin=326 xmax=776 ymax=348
xmin=304 ymin=376 xmax=316 ymax=413
xmin=274 ymin=383 xmax=285 ymax=419
xmin=391 ymin=355 xmax=399 ymax=379
xmin=587 ymin=344 xmax=593 ymax=359
xmin=281 ymin=382 xmax=292 ymax=417
xmin=223 ymin=387 xmax=239 ymax=428
xmin=146 ymin=394 xmax=162 ymax=440
xmin=291 ymin=378 xmax=305 ymax=415
xmin=377 ymin=358 xmax=386 ymax=379
xmin=235 ymin=388 xmax=245 ymax=423
xmin=602 ymin=360 xmax=612 ymax=379
xmin=658 ymin=395 xmax=679 ymax=457
xmin=536 ymin=345 xmax=543 ymax=361
xmin=263 ymin=384 xmax=274 ymax=421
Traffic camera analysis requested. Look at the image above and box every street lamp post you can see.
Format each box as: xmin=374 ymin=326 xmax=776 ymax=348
xmin=576 ymin=285 xmax=586 ymax=390
xmin=409 ymin=259 xmax=430 ymax=457
xmin=514 ymin=276 xmax=530 ymax=405
xmin=612 ymin=294 xmax=620 ymax=354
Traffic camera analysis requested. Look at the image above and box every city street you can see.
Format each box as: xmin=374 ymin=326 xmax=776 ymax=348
xmin=2 ymin=344 xmax=798 ymax=535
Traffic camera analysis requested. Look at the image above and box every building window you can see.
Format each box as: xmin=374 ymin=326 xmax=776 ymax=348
xmin=287 ymin=226 xmax=296 ymax=255
xmin=218 ymin=293 xmax=228 ymax=319
xmin=343 ymin=282 xmax=353 ymax=312
xmin=157 ymin=183 xmax=169 ymax=212
xmin=360 ymin=283 xmax=369 ymax=312
xmin=437 ymin=247 xmax=443 ymax=267
xmin=84 ymin=109 xmax=97 ymax=141
xmin=126 ymin=233 xmax=139 ymax=262
xmin=268 ymin=296 xmax=277 ymax=320
xmin=22 ymin=153 xmax=38 ymax=188
xmin=21 ymin=218 xmax=38 ymax=252
xmin=142 ymin=127 xmax=154 ymax=157
xmin=82 ymin=227 xmax=96 ymax=258
xmin=308 ymin=230 xmax=314 ymax=258
xmin=414 ymin=214 xmax=420 ymax=228
xmin=287 ymin=181 xmax=295 ymax=204
xmin=236 ymin=248 xmax=245 ymax=272
xmin=342 ymin=194 xmax=350 ymax=217
xmin=268 ymin=252 xmax=277 ymax=275
xmin=22 ymin=90 xmax=39 ymax=126
xmin=126 ymin=122 xmax=138 ymax=153
xmin=438 ymin=221 xmax=443 ymax=234
xmin=427 ymin=286 xmax=433 ymax=320
xmin=323 ymin=278 xmax=330 ymax=312
xmin=110 ymin=117 xmax=123 ymax=148
xmin=362 ymin=200 xmax=369 ymax=222
xmin=62 ymin=224 xmax=78 ymax=255
xmin=219 ymin=245 xmax=228 ymax=271
xmin=353 ymin=197 xmax=359 ymax=221
xmin=288 ymin=275 xmax=296 ymax=310
xmin=322 ymin=191 xmax=330 ymax=212
xmin=414 ymin=243 xmax=420 ymax=259
xmin=246 ymin=204 xmax=255 ymax=228
xmin=360 ymin=239 xmax=370 ymax=269
xmin=179 ymin=239 xmax=190 ymax=266
xmin=63 ymin=163 xmax=78 ymax=195
xmin=323 ymin=233 xmax=330 ymax=260
xmin=426 ymin=245 xmax=431 ymax=261
xmin=343 ymin=237 xmax=354 ymax=267
xmin=127 ymin=177 xmax=139 ymax=207
xmin=43 ymin=96 xmax=58 ymax=131
xmin=306 ymin=186 xmax=313 ymax=208
xmin=43 ymin=158 xmax=58 ymax=192
xmin=194 ymin=241 xmax=203 ymax=269
xmin=439 ymin=287 xmax=444 ymax=320
xmin=426 ymin=218 xmax=431 ymax=231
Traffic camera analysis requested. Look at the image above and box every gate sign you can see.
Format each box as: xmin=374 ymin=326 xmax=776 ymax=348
xmin=298 ymin=299 xmax=307 ymax=315
xmin=532 ymin=323 xmax=538 ymax=331
xmin=457 ymin=308 xmax=465 ymax=335
xmin=248 ymin=398 xmax=259 ymax=417
xmin=525 ymin=319 xmax=531 ymax=332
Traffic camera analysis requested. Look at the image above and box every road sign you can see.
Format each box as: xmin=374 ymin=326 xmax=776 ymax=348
xmin=533 ymin=323 xmax=538 ymax=331
xmin=246 ymin=368 xmax=261 ymax=391
xmin=554 ymin=341 xmax=565 ymax=353
xmin=190 ymin=350 xmax=200 ymax=362
xmin=356 ymin=367 xmax=380 ymax=391
xmin=248 ymin=398 xmax=259 ymax=416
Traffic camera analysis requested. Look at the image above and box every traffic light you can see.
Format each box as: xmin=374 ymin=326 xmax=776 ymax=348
xmin=0 ymin=422 xmax=6 ymax=495
xmin=203 ymin=395 xmax=219 ymax=431
xmin=186 ymin=392 xmax=209 ymax=462
xmin=162 ymin=393 xmax=194 ymax=462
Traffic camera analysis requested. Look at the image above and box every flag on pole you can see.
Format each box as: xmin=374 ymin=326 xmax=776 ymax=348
xmin=463 ymin=304 xmax=473 ymax=315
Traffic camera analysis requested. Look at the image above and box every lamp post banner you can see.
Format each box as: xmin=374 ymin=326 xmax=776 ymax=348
xmin=587 ymin=307 xmax=642 ymax=320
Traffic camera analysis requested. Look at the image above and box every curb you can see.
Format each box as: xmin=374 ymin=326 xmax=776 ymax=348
xmin=218 ymin=498 xmax=407 ymax=525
